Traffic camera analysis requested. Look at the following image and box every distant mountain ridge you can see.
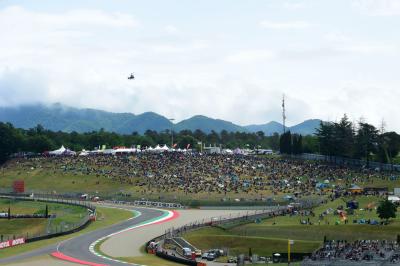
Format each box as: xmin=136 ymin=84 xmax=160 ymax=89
xmin=0 ymin=104 xmax=321 ymax=135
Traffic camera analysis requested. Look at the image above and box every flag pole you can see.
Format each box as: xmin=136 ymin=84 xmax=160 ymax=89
xmin=288 ymin=239 xmax=290 ymax=265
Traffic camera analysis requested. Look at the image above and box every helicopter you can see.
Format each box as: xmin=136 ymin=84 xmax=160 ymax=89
xmin=128 ymin=73 xmax=135 ymax=80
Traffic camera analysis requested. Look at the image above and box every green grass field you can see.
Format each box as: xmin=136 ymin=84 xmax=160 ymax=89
xmin=0 ymin=198 xmax=88 ymax=239
xmin=0 ymin=206 xmax=134 ymax=258
xmin=183 ymin=195 xmax=400 ymax=257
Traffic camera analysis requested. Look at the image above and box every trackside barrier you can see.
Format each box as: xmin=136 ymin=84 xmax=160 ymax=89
xmin=0 ymin=193 xmax=96 ymax=244
xmin=155 ymin=250 xmax=198 ymax=266
xmin=288 ymin=153 xmax=400 ymax=172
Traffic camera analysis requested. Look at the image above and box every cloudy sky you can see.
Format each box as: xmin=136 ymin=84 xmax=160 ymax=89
xmin=0 ymin=0 xmax=399 ymax=130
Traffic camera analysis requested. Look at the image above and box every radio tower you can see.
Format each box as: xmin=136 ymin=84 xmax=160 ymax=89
xmin=282 ymin=94 xmax=286 ymax=133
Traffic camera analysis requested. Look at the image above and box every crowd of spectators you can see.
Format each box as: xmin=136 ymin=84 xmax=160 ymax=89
xmin=309 ymin=240 xmax=400 ymax=263
xmin=2 ymin=152 xmax=396 ymax=198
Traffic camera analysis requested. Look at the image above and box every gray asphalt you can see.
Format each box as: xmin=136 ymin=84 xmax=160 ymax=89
xmin=0 ymin=205 xmax=164 ymax=266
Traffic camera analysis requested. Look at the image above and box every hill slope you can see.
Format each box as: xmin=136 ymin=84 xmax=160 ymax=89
xmin=0 ymin=104 xmax=172 ymax=134
xmin=0 ymin=104 xmax=320 ymax=135
xmin=245 ymin=119 xmax=321 ymax=135
xmin=175 ymin=115 xmax=246 ymax=133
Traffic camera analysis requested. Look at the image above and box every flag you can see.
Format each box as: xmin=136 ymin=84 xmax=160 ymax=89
xmin=186 ymin=144 xmax=191 ymax=149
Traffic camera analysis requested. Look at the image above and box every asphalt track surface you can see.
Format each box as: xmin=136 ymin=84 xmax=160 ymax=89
xmin=0 ymin=205 xmax=165 ymax=266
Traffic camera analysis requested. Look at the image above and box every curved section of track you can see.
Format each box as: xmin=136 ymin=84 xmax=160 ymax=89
xmin=52 ymin=207 xmax=176 ymax=266
xmin=0 ymin=205 xmax=174 ymax=266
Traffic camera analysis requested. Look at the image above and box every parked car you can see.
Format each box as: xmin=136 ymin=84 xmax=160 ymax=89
xmin=227 ymin=256 xmax=237 ymax=263
xmin=182 ymin=247 xmax=192 ymax=257
xmin=206 ymin=252 xmax=217 ymax=261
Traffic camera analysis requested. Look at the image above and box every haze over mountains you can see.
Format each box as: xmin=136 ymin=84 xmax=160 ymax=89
xmin=0 ymin=104 xmax=321 ymax=135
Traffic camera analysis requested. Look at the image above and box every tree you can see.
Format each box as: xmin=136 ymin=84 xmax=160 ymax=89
xmin=25 ymin=135 xmax=55 ymax=153
xmin=377 ymin=132 xmax=400 ymax=164
xmin=334 ymin=114 xmax=355 ymax=158
xmin=315 ymin=122 xmax=336 ymax=156
xmin=355 ymin=122 xmax=379 ymax=166
xmin=0 ymin=123 xmax=23 ymax=163
xmin=279 ymin=131 xmax=292 ymax=154
xmin=292 ymin=134 xmax=303 ymax=154
xmin=269 ymin=133 xmax=280 ymax=151
xmin=377 ymin=200 xmax=397 ymax=223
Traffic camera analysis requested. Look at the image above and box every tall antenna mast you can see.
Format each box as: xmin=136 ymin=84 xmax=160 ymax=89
xmin=282 ymin=94 xmax=286 ymax=133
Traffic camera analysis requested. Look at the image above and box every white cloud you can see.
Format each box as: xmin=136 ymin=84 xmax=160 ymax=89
xmin=164 ymin=25 xmax=179 ymax=34
xmin=324 ymin=32 xmax=351 ymax=43
xmin=0 ymin=69 xmax=50 ymax=106
xmin=283 ymin=2 xmax=306 ymax=9
xmin=0 ymin=3 xmax=399 ymax=132
xmin=336 ymin=43 xmax=398 ymax=55
xmin=226 ymin=50 xmax=275 ymax=63
xmin=353 ymin=0 xmax=400 ymax=16
xmin=0 ymin=6 xmax=138 ymax=29
xmin=260 ymin=20 xmax=311 ymax=30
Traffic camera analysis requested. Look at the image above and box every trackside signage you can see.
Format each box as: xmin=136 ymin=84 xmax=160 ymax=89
xmin=0 ymin=238 xmax=25 ymax=249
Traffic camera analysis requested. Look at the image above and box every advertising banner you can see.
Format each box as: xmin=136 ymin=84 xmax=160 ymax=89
xmin=0 ymin=238 xmax=25 ymax=249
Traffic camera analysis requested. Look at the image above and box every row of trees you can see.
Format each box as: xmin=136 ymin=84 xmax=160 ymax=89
xmin=315 ymin=115 xmax=400 ymax=164
xmin=279 ymin=131 xmax=303 ymax=155
xmin=0 ymin=122 xmax=282 ymax=163
xmin=1 ymin=116 xmax=399 ymax=165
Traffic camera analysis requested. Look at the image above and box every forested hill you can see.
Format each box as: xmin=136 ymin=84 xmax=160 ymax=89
xmin=0 ymin=103 xmax=321 ymax=135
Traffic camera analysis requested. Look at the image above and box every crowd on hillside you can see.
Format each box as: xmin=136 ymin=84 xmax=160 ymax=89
xmin=308 ymin=240 xmax=400 ymax=263
xmin=1 ymin=152 xmax=396 ymax=197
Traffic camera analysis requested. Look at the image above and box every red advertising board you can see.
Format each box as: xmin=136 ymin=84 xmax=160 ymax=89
xmin=0 ymin=238 xmax=25 ymax=249
xmin=13 ymin=180 xmax=25 ymax=193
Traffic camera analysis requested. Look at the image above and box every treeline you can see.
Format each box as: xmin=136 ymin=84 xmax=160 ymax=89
xmin=314 ymin=115 xmax=400 ymax=164
xmin=278 ymin=115 xmax=400 ymax=164
xmin=0 ymin=122 xmax=286 ymax=163
xmin=1 ymin=116 xmax=399 ymax=165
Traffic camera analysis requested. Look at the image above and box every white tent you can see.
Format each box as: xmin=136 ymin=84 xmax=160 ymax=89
xmin=49 ymin=145 xmax=66 ymax=155
xmin=49 ymin=145 xmax=76 ymax=156
xmin=388 ymin=196 xmax=400 ymax=203
xmin=153 ymin=144 xmax=169 ymax=152
xmin=223 ymin=149 xmax=233 ymax=154
xmin=160 ymin=144 xmax=169 ymax=151
xmin=113 ymin=148 xmax=137 ymax=154
xmin=79 ymin=150 xmax=89 ymax=156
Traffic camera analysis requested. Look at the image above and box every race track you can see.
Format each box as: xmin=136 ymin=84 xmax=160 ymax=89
xmin=0 ymin=205 xmax=166 ymax=266
xmin=0 ymin=204 xmax=244 ymax=266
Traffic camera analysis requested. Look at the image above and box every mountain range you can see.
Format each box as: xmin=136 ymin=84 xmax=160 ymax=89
xmin=0 ymin=103 xmax=321 ymax=135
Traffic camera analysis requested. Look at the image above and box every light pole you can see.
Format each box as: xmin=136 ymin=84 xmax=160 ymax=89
xmin=169 ymin=118 xmax=175 ymax=148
